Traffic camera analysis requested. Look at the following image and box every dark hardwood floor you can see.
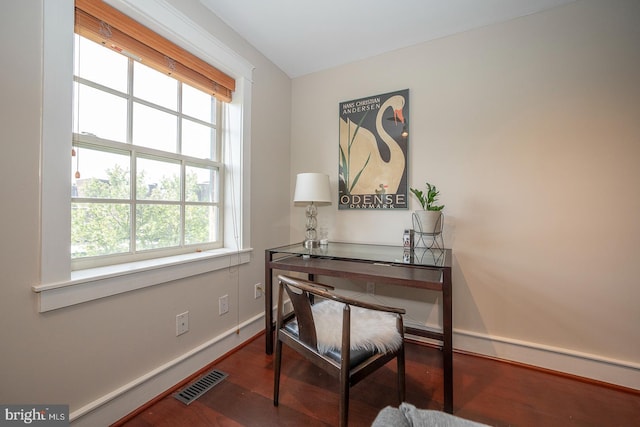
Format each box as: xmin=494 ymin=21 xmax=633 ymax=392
xmin=115 ymin=334 xmax=639 ymax=426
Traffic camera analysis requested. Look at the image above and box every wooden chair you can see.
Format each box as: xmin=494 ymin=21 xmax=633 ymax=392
xmin=273 ymin=274 xmax=406 ymax=427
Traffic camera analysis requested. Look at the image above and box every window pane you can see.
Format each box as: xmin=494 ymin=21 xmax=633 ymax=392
xmin=74 ymin=82 xmax=127 ymax=141
xmin=182 ymin=119 xmax=214 ymax=159
xmin=182 ymin=83 xmax=214 ymax=123
xmin=71 ymin=202 xmax=130 ymax=258
xmin=185 ymin=165 xmax=216 ymax=202
xmin=136 ymin=157 xmax=181 ymax=201
xmin=132 ymin=103 xmax=177 ymax=152
xmin=133 ymin=62 xmax=177 ymax=110
xmin=136 ymin=204 xmax=180 ymax=250
xmin=72 ymin=147 xmax=130 ymax=199
xmin=74 ymin=35 xmax=128 ymax=93
xmin=185 ymin=205 xmax=217 ymax=245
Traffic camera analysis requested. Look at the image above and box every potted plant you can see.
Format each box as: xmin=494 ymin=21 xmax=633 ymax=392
xmin=410 ymin=182 xmax=444 ymax=234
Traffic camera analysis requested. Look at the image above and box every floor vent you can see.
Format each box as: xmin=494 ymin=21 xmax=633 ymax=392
xmin=174 ymin=369 xmax=228 ymax=405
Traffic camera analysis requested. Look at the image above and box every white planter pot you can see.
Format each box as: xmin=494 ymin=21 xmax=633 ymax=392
xmin=414 ymin=210 xmax=442 ymax=234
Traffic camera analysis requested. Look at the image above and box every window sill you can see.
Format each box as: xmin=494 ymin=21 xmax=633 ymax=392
xmin=32 ymin=247 xmax=252 ymax=312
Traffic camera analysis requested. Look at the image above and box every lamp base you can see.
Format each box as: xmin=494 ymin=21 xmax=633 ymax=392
xmin=303 ymin=239 xmax=320 ymax=249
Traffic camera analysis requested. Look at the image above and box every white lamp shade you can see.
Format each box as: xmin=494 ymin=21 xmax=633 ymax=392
xmin=293 ymin=173 xmax=332 ymax=203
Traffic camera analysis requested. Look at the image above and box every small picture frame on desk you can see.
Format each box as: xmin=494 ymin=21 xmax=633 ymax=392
xmin=403 ymin=229 xmax=414 ymax=248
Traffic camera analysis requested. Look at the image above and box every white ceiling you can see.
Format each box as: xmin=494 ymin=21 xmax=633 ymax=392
xmin=200 ymin=0 xmax=576 ymax=78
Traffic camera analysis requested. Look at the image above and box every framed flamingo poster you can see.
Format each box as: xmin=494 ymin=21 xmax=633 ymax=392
xmin=338 ymin=89 xmax=409 ymax=210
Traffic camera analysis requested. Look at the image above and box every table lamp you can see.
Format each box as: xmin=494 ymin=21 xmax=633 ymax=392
xmin=293 ymin=173 xmax=331 ymax=248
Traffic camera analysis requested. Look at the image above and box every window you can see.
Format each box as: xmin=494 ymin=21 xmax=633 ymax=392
xmin=72 ymin=34 xmax=223 ymax=268
xmin=35 ymin=0 xmax=254 ymax=312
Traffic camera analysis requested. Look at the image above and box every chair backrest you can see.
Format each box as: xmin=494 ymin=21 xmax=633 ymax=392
xmin=281 ymin=280 xmax=318 ymax=348
xmin=277 ymin=275 xmax=406 ymax=354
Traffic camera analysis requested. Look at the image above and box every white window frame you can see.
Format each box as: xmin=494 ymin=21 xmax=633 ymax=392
xmin=71 ymin=44 xmax=225 ymax=268
xmin=34 ymin=0 xmax=254 ymax=312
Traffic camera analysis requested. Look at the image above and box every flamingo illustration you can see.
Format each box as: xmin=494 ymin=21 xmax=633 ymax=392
xmin=339 ymin=95 xmax=406 ymax=195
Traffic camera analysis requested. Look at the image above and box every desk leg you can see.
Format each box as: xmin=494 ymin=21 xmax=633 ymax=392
xmin=265 ymin=251 xmax=274 ymax=355
xmin=443 ymin=268 xmax=453 ymax=413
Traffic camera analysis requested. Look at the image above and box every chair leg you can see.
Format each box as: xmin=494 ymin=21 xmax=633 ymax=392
xmin=397 ymin=348 xmax=406 ymax=403
xmin=339 ymin=373 xmax=349 ymax=427
xmin=273 ymin=339 xmax=283 ymax=406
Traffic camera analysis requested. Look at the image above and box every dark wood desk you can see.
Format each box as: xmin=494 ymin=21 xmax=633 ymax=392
xmin=264 ymin=242 xmax=453 ymax=413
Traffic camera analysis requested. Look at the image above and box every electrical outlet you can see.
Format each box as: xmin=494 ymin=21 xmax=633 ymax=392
xmin=176 ymin=311 xmax=189 ymax=336
xmin=366 ymin=282 xmax=375 ymax=295
xmin=219 ymin=295 xmax=229 ymax=315
xmin=254 ymin=283 xmax=263 ymax=299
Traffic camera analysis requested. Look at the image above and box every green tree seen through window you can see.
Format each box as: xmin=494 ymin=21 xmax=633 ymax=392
xmin=72 ymin=165 xmax=212 ymax=258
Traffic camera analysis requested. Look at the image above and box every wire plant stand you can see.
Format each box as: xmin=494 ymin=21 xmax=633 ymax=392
xmin=412 ymin=211 xmax=444 ymax=250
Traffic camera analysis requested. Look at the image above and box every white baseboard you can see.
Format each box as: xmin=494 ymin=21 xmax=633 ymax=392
xmin=454 ymin=328 xmax=640 ymax=391
xmin=70 ymin=312 xmax=265 ymax=426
